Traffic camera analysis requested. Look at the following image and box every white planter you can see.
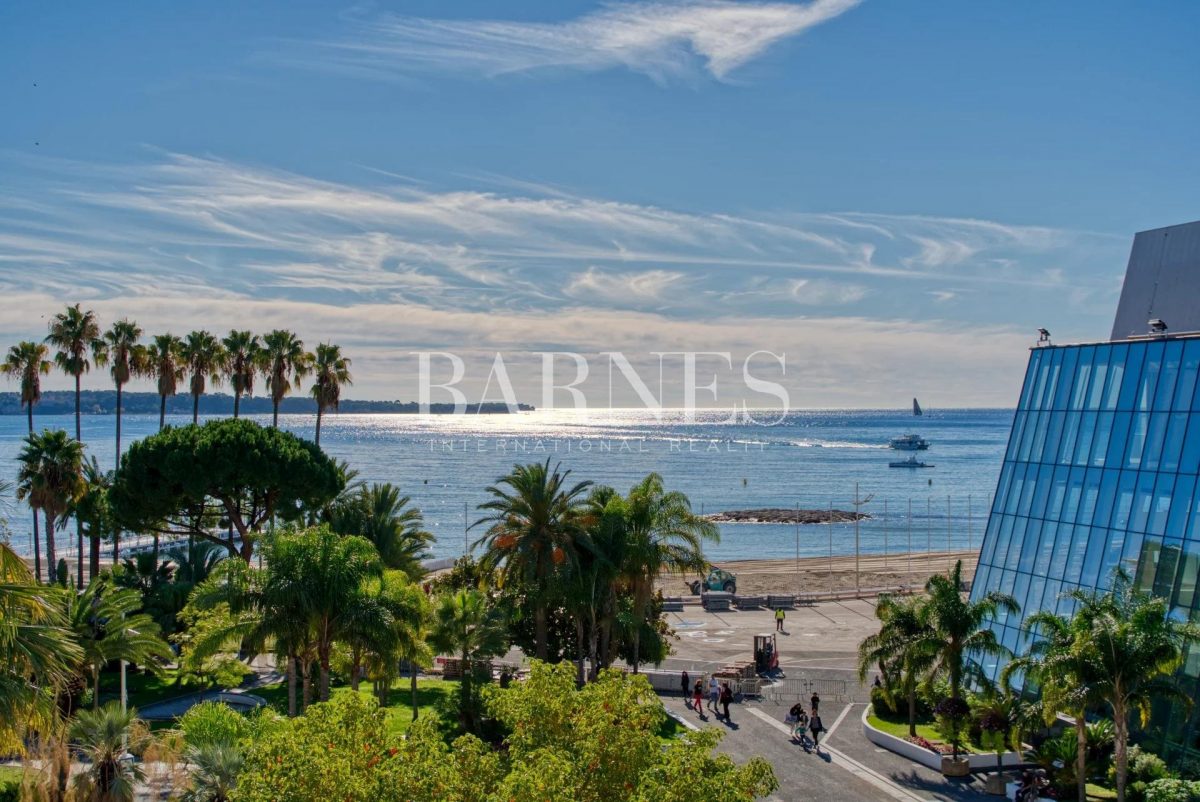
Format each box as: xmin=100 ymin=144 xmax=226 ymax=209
xmin=860 ymin=707 xmax=1023 ymax=772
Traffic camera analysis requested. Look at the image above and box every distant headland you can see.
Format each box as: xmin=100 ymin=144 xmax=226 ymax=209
xmin=706 ymin=508 xmax=868 ymax=525
xmin=0 ymin=391 xmax=535 ymax=416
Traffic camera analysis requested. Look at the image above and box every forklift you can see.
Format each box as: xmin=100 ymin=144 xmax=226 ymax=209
xmin=753 ymin=632 xmax=781 ymax=676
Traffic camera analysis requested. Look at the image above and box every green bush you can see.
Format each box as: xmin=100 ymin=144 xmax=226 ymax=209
xmin=1116 ymin=746 xmax=1176 ymax=802
xmin=1145 ymin=778 xmax=1200 ymax=802
xmin=0 ymin=782 xmax=17 ymax=802
xmin=179 ymin=700 xmax=248 ymax=747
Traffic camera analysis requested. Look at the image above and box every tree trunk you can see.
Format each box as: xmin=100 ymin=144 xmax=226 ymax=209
xmin=27 ymin=405 xmax=42 ymax=582
xmin=574 ymin=618 xmax=585 ymax=687
xmin=272 ymin=400 xmax=279 ymax=428
xmin=74 ymin=374 xmax=81 ymax=441
xmin=192 ymin=393 xmax=200 ymax=424
xmin=460 ymin=648 xmax=472 ymax=732
xmin=301 ymin=661 xmax=312 ymax=710
xmin=1114 ymin=696 xmax=1129 ymax=802
xmin=287 ymin=655 xmax=297 ymax=718
xmin=535 ymin=605 xmax=548 ymax=661
xmin=907 ymin=680 xmax=918 ymax=738
xmin=44 ymin=510 xmax=57 ymax=585
xmin=113 ymin=530 xmax=120 ymax=564
xmin=315 ymin=406 xmax=322 ymax=447
xmin=1076 ymin=713 xmax=1088 ymax=802
xmin=350 ymin=648 xmax=361 ymax=692
xmin=233 ymin=391 xmax=241 ymax=419
xmin=115 ymin=382 xmax=123 ymax=458
xmin=159 ymin=394 xmax=166 ymax=430
xmin=411 ymin=666 xmax=419 ymax=721
xmin=588 ymin=610 xmax=600 ymax=682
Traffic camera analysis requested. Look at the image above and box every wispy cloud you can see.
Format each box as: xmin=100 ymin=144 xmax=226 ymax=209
xmin=0 ymin=152 xmax=1127 ymax=404
xmin=286 ymin=0 xmax=862 ymax=83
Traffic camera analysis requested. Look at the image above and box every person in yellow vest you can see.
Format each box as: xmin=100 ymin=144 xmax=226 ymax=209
xmin=775 ymin=606 xmax=785 ymax=632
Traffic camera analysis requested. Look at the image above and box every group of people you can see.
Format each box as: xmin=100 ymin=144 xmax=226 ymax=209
xmin=681 ymin=670 xmax=736 ymax=721
xmin=784 ymin=693 xmax=825 ymax=751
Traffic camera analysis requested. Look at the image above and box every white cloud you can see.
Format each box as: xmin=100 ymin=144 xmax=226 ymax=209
xmin=788 ymin=278 xmax=867 ymax=305
xmin=564 ymin=266 xmax=688 ymax=304
xmin=295 ymin=0 xmax=862 ymax=83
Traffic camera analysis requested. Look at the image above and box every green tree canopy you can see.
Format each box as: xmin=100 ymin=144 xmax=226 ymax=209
xmin=110 ymin=418 xmax=342 ymax=562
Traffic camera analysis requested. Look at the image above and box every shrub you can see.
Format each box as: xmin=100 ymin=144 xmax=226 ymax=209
xmin=179 ymin=701 xmax=248 ymax=748
xmin=1115 ymin=746 xmax=1175 ymax=802
xmin=1145 ymin=778 xmax=1200 ymax=802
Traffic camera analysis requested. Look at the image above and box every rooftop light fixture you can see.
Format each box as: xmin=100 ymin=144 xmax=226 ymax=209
xmin=1036 ymin=328 xmax=1051 ymax=347
xmin=1149 ymin=318 xmax=1168 ymax=335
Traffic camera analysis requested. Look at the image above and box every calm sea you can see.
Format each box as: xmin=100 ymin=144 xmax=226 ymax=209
xmin=0 ymin=408 xmax=1012 ymax=563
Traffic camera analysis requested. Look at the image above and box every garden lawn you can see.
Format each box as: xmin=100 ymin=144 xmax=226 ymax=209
xmin=867 ymin=711 xmax=983 ymax=754
xmin=96 ymin=667 xmax=191 ymax=710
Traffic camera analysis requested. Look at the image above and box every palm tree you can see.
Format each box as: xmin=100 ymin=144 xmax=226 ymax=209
xmin=326 ymin=483 xmax=433 ymax=579
xmin=46 ymin=302 xmax=102 ymax=587
xmin=181 ymin=740 xmax=243 ymax=802
xmin=430 ymin=588 xmax=508 ymax=732
xmin=264 ymin=526 xmax=380 ymax=702
xmin=262 ymin=329 xmax=311 ymax=427
xmin=74 ymin=456 xmax=116 ymax=579
xmin=920 ymin=560 xmax=1019 ymax=759
xmin=16 ymin=429 xmax=86 ymax=584
xmin=181 ymin=331 xmax=225 ymax=424
xmin=475 ymin=459 xmax=593 ymax=661
xmin=0 ymin=538 xmax=81 ymax=747
xmin=1066 ymin=571 xmax=1200 ymax=802
xmin=857 ymin=594 xmax=937 ymax=737
xmin=146 ymin=333 xmax=185 ymax=430
xmin=619 ymin=473 xmax=715 ymax=672
xmin=63 ymin=576 xmax=173 ymax=708
xmin=309 ymin=342 xmax=351 ymax=447
xmin=96 ymin=318 xmax=146 ymax=458
xmin=1004 ymin=608 xmax=1103 ymax=802
xmin=70 ymin=702 xmax=150 ymax=802
xmin=222 ymin=330 xmax=262 ymax=419
xmin=2 ymin=341 xmax=52 ymax=579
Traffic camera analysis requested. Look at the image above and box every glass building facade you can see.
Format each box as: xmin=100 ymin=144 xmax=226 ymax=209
xmin=971 ymin=335 xmax=1200 ymax=761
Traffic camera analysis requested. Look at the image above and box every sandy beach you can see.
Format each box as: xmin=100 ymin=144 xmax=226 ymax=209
xmin=657 ymin=549 xmax=978 ymax=598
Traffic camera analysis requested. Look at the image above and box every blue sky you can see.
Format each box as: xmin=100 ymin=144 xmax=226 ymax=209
xmin=1 ymin=1 xmax=1198 ymax=407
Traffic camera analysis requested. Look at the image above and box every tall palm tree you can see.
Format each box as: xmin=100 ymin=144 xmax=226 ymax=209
xmin=96 ymin=318 xmax=146 ymax=459
xmin=262 ymin=329 xmax=311 ymax=428
xmin=619 ymin=473 xmax=715 ymax=672
xmin=309 ymin=342 xmax=352 ymax=447
xmin=46 ymin=303 xmax=102 ymax=587
xmin=2 ymin=341 xmax=52 ymax=579
xmin=1066 ymin=572 xmax=1200 ymax=802
xmin=16 ymin=429 xmax=86 ymax=584
xmin=857 ymin=594 xmax=937 ymax=737
xmin=326 ymin=483 xmax=433 ymax=580
xmin=919 ymin=560 xmax=1019 ymax=759
xmin=1004 ymin=607 xmax=1111 ymax=802
xmin=146 ymin=333 xmax=185 ymax=430
xmin=430 ymin=588 xmax=508 ymax=732
xmin=0 ymin=538 xmax=81 ymax=747
xmin=70 ymin=702 xmax=149 ymax=802
xmin=181 ymin=331 xmax=225 ymax=424
xmin=222 ymin=330 xmax=262 ymax=419
xmin=74 ymin=456 xmax=116 ymax=579
xmin=475 ymin=459 xmax=593 ymax=661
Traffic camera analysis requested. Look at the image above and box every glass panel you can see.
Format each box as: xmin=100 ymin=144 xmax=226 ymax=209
xmin=1019 ymin=350 xmax=1044 ymax=410
xmin=1006 ymin=411 xmax=1028 ymax=461
xmin=1062 ymin=467 xmax=1085 ymax=523
xmin=1124 ymin=412 xmax=1150 ymax=468
xmin=1031 ymin=409 xmax=1050 ymax=460
xmin=1018 ymin=410 xmax=1041 ymax=462
xmin=1046 ymin=466 xmax=1071 ymax=520
xmin=1071 ymin=524 xmax=1097 ymax=585
xmin=1005 ymin=518 xmax=1026 ymax=571
xmin=1006 ymin=464 xmax=1028 ymax=515
xmin=1119 ymin=531 xmax=1145 ymax=579
xmin=1034 ymin=518 xmax=1057 ymax=576
xmin=1018 ymin=520 xmax=1041 ymax=573
xmin=1071 ymin=347 xmax=1096 ymax=411
xmin=1078 ymin=469 xmax=1102 ymax=525
xmin=1087 ymin=411 xmax=1109 ymax=467
xmin=1088 ymin=352 xmax=1111 ymax=410
xmin=1189 ymin=480 xmax=1200 ymax=541
xmin=1027 ymin=575 xmax=1047 ymax=614
xmin=993 ymin=463 xmax=1015 ymax=513
xmin=1128 ymin=473 xmax=1156 ymax=535
xmin=1148 ymin=473 xmax=1175 ymax=537
xmin=1155 ymin=340 xmax=1184 ymax=410
xmin=1041 ymin=411 xmax=1065 ymax=464
xmin=1029 ymin=352 xmax=1052 ymax=410
xmin=1030 ymin=466 xmax=1054 ymax=520
xmin=1154 ymin=539 xmax=1183 ymax=599
xmin=1059 ymin=409 xmax=1081 ymax=463
xmin=1180 ymin=412 xmax=1200 ymax=474
xmin=981 ymin=516 xmax=1003 ymax=565
xmin=1106 ymin=412 xmax=1132 ymax=467
xmin=1161 ymin=412 xmax=1189 ymax=473
xmin=1093 ymin=469 xmax=1120 ymax=528
xmin=1053 ymin=348 xmax=1079 ymax=410
xmin=1135 ymin=537 xmax=1161 ymax=594
xmin=1174 ymin=544 xmax=1200 ymax=609
xmin=1142 ymin=412 xmax=1169 ymax=471
xmin=1116 ymin=344 xmax=1145 ymax=410
xmin=1111 ymin=471 xmax=1139 ymax=530
xmin=1103 ymin=345 xmax=1130 ymax=410
xmin=1135 ymin=340 xmax=1165 ymax=412
xmin=1049 ymin=522 xmax=1072 ymax=578
xmin=1176 ymin=341 xmax=1200 ymax=411
xmin=1166 ymin=474 xmax=1195 ymax=540
xmin=1041 ymin=350 xmax=1064 ymax=410
xmin=1018 ymin=465 xmax=1039 ymax=515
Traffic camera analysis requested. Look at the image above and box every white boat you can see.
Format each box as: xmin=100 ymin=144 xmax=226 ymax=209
xmin=889 ymin=455 xmax=934 ymax=468
xmin=889 ymin=433 xmax=930 ymax=450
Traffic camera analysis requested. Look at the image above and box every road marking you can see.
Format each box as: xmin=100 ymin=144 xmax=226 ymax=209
xmin=825 ymin=703 xmax=854 ymax=739
xmin=666 ymin=707 xmax=700 ymax=731
xmin=744 ymin=707 xmax=930 ymax=802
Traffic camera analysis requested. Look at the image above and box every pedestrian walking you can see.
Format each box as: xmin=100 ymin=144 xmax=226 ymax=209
xmin=775 ymin=607 xmax=785 ymax=632
xmin=809 ymin=713 xmax=824 ymax=749
xmin=786 ymin=702 xmax=809 ymax=741
xmin=708 ymin=676 xmax=720 ymax=710
xmin=810 ymin=691 xmax=820 ymax=715
xmin=681 ymin=670 xmax=690 ymax=706
xmin=720 ymin=683 xmax=733 ymax=721
xmin=692 ymin=680 xmax=704 ymax=715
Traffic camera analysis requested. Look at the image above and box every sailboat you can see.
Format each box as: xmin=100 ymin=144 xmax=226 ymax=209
xmin=913 ymin=398 xmax=923 ymax=416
